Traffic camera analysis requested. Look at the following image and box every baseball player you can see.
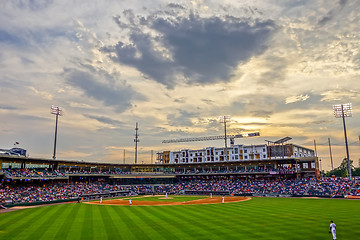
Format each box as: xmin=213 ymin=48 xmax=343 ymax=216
xmin=329 ymin=220 xmax=336 ymax=240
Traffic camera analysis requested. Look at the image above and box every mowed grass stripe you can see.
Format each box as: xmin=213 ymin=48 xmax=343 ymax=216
xmin=1 ymin=197 xmax=360 ymax=240
xmin=108 ymin=206 xmax=138 ymax=240
xmin=98 ymin=205 xmax=121 ymax=240
xmin=198 ymin=203 xmax=268 ymax=239
xmin=139 ymin=206 xmax=208 ymax=240
xmin=112 ymin=206 xmax=152 ymax=240
xmin=130 ymin=206 xmax=180 ymax=240
xmin=229 ymin=198 xmax=360 ymax=240
xmin=141 ymin=206 xmax=198 ymax=239
xmin=162 ymin=205 xmax=233 ymax=239
xmin=121 ymin=206 xmax=166 ymax=240
xmin=81 ymin=204 xmax=94 ymax=240
xmin=224 ymin=199 xmax=320 ymax=239
xmin=24 ymin=204 xmax=69 ymax=240
xmin=54 ymin=203 xmax=81 ymax=240
xmin=181 ymin=204 xmax=237 ymax=238
xmin=105 ymin=206 xmax=135 ymax=239
xmin=0 ymin=207 xmax=33 ymax=227
xmin=38 ymin=204 xmax=82 ymax=240
xmin=90 ymin=205 xmax=108 ymax=240
xmin=1 ymin=205 xmax=51 ymax=240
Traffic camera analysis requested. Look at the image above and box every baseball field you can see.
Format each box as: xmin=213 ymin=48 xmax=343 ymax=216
xmin=1 ymin=196 xmax=359 ymax=240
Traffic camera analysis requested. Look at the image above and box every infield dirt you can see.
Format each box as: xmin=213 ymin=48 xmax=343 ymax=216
xmin=87 ymin=196 xmax=250 ymax=206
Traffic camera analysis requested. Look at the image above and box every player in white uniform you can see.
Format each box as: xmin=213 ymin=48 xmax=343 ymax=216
xmin=329 ymin=220 xmax=336 ymax=240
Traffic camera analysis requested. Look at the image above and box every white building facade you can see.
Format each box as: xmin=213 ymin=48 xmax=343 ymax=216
xmin=166 ymin=144 xmax=314 ymax=164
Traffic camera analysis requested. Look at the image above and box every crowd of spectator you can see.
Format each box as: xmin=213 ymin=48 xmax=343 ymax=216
xmin=1 ymin=177 xmax=359 ymax=205
xmin=2 ymin=166 xmax=297 ymax=179
xmin=4 ymin=169 xmax=66 ymax=178
xmin=2 ymin=169 xmax=130 ymax=178
xmin=0 ymin=182 xmax=130 ymax=204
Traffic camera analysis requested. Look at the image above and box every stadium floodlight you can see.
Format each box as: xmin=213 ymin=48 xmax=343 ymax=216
xmin=333 ymin=103 xmax=352 ymax=117
xmin=333 ymin=103 xmax=352 ymax=178
xmin=50 ymin=105 xmax=64 ymax=160
xmin=219 ymin=115 xmax=231 ymax=161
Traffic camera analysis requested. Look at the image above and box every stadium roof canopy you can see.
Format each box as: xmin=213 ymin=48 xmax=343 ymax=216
xmin=274 ymin=137 xmax=292 ymax=144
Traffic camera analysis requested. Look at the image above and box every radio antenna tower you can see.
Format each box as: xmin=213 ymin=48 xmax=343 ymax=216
xmin=134 ymin=122 xmax=139 ymax=164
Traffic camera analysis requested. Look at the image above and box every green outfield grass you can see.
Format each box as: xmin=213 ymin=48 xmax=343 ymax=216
xmin=1 ymin=197 xmax=359 ymax=240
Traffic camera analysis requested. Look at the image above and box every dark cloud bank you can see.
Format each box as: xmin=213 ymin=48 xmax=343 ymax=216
xmin=102 ymin=10 xmax=277 ymax=88
xmin=63 ymin=67 xmax=145 ymax=113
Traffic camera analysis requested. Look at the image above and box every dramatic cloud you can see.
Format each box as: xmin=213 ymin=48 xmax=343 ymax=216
xmin=167 ymin=109 xmax=197 ymax=126
xmin=64 ymin=67 xmax=145 ymax=113
xmin=258 ymin=56 xmax=289 ymax=85
xmin=102 ymin=10 xmax=277 ymax=87
xmin=0 ymin=0 xmax=359 ymax=168
xmin=83 ymin=114 xmax=124 ymax=126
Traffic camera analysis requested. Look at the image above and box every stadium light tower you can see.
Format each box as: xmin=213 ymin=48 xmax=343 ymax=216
xmin=219 ymin=115 xmax=231 ymax=160
xmin=134 ymin=122 xmax=139 ymax=164
xmin=333 ymin=103 xmax=352 ymax=178
xmin=51 ymin=105 xmax=64 ymax=160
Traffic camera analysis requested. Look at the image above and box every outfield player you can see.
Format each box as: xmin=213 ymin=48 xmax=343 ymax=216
xmin=129 ymin=199 xmax=132 ymax=206
xmin=329 ymin=220 xmax=336 ymax=240
xmin=222 ymin=196 xmax=225 ymax=203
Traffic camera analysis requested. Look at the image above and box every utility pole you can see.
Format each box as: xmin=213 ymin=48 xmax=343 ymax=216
xmin=314 ymin=139 xmax=320 ymax=179
xmin=123 ymin=149 xmax=126 ymax=164
xmin=328 ymin=138 xmax=334 ymax=170
xmin=134 ymin=122 xmax=139 ymax=164
xmin=219 ymin=115 xmax=231 ymax=161
xmin=151 ymin=150 xmax=153 ymax=164
xmin=313 ymin=139 xmax=318 ymax=158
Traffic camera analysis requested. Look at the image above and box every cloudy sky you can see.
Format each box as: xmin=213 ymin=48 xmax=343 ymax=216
xmin=0 ymin=0 xmax=359 ymax=170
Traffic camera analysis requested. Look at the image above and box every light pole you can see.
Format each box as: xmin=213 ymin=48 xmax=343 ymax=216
xmin=50 ymin=105 xmax=64 ymax=160
xmin=219 ymin=115 xmax=231 ymax=161
xmin=328 ymin=138 xmax=334 ymax=170
xmin=134 ymin=122 xmax=139 ymax=164
xmin=333 ymin=103 xmax=352 ymax=178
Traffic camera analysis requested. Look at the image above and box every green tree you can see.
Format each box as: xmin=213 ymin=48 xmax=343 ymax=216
xmin=353 ymin=168 xmax=360 ymax=176
xmin=325 ymin=158 xmax=355 ymax=177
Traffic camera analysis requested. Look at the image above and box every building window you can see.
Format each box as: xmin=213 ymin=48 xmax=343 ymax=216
xmin=245 ymin=156 xmax=248 ymax=159
xmin=244 ymin=149 xmax=247 ymax=153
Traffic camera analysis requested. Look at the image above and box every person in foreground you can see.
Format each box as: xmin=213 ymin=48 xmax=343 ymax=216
xmin=329 ymin=220 xmax=336 ymax=240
